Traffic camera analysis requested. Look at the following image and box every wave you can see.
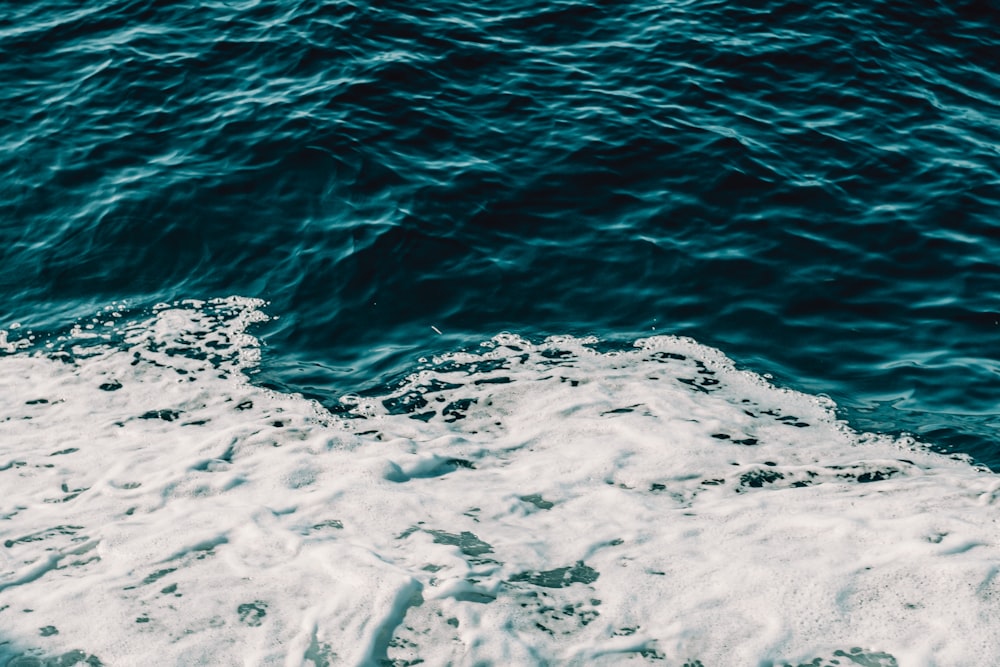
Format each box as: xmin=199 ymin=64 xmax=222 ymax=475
xmin=1 ymin=297 xmax=998 ymax=665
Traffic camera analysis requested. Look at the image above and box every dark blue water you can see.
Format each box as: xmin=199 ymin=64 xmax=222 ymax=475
xmin=2 ymin=0 xmax=998 ymax=463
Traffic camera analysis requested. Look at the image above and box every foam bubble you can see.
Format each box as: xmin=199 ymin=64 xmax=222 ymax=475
xmin=1 ymin=298 xmax=998 ymax=665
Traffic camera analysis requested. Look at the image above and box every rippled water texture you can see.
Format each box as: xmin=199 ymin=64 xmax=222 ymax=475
xmin=1 ymin=0 xmax=998 ymax=461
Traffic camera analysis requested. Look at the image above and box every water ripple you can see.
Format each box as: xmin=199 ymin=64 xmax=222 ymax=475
xmin=1 ymin=0 xmax=998 ymax=461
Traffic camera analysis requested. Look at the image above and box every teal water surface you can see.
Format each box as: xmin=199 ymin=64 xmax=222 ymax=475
xmin=1 ymin=0 xmax=998 ymax=463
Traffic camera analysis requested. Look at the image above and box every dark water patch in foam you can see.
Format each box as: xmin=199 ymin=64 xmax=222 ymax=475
xmin=520 ymin=494 xmax=554 ymax=511
xmin=2 ymin=648 xmax=105 ymax=667
xmin=779 ymin=648 xmax=899 ymax=667
xmin=236 ymin=601 xmax=268 ymax=628
xmin=509 ymin=562 xmax=600 ymax=589
xmin=427 ymin=530 xmax=494 ymax=561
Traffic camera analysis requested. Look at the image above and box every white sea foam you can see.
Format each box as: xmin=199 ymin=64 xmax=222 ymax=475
xmin=1 ymin=297 xmax=999 ymax=666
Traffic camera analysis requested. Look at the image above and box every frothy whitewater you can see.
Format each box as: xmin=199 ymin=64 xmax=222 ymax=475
xmin=2 ymin=298 xmax=998 ymax=666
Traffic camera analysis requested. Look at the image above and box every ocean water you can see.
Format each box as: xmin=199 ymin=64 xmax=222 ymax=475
xmin=1 ymin=0 xmax=998 ymax=665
